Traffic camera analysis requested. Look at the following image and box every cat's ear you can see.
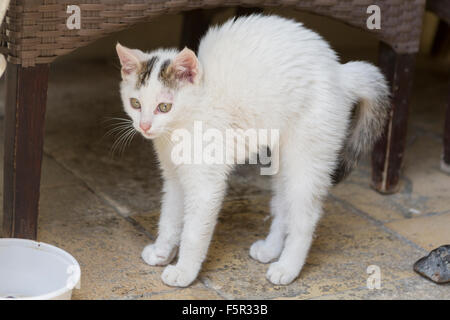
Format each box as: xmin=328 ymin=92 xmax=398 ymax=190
xmin=116 ymin=43 xmax=143 ymax=78
xmin=170 ymin=47 xmax=202 ymax=85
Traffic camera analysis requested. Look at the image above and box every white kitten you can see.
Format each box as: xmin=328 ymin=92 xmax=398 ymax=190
xmin=116 ymin=14 xmax=389 ymax=287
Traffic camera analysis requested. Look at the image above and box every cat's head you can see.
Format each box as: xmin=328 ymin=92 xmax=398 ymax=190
xmin=116 ymin=43 xmax=202 ymax=139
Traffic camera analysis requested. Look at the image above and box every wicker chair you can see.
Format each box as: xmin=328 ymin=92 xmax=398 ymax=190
xmin=0 ymin=0 xmax=426 ymax=239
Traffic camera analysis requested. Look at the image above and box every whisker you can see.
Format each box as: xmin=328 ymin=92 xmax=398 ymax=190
xmin=110 ymin=129 xmax=128 ymax=156
xmin=125 ymin=130 xmax=136 ymax=148
xmin=104 ymin=124 xmax=132 ymax=136
xmin=118 ymin=129 xmax=133 ymax=155
xmin=120 ymin=129 xmax=136 ymax=155
xmin=102 ymin=120 xmax=132 ymax=128
xmin=110 ymin=127 xmax=135 ymax=157
xmin=103 ymin=121 xmax=132 ymax=128
xmin=101 ymin=124 xmax=133 ymax=142
xmin=102 ymin=117 xmax=132 ymax=123
xmin=101 ymin=117 xmax=132 ymax=128
xmin=111 ymin=134 xmax=128 ymax=156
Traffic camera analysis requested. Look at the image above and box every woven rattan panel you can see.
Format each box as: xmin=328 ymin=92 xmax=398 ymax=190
xmin=1 ymin=0 xmax=425 ymax=67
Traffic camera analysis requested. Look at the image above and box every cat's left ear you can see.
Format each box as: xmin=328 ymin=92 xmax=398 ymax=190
xmin=116 ymin=43 xmax=144 ymax=79
xmin=170 ymin=47 xmax=202 ymax=85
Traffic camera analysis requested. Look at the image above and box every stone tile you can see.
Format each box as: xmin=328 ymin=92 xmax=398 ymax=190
xmin=331 ymin=165 xmax=405 ymax=222
xmin=46 ymin=139 xmax=163 ymax=214
xmin=228 ymin=165 xmax=272 ymax=198
xmin=0 ymin=126 xmax=87 ymax=194
xmin=312 ymin=276 xmax=450 ymax=300
xmin=134 ymin=287 xmax=223 ymax=300
xmin=137 ymin=195 xmax=424 ymax=299
xmin=332 ymin=154 xmax=418 ymax=221
xmin=133 ymin=195 xmax=272 ymax=257
xmin=332 ymin=133 xmax=450 ymax=223
xmin=132 ymin=209 xmax=159 ymax=239
xmin=37 ymin=185 xmax=179 ymax=299
xmin=398 ymin=134 xmax=450 ymax=216
xmin=204 ymin=202 xmax=420 ymax=298
xmin=385 ymin=213 xmax=450 ymax=251
xmin=41 ymin=155 xmax=80 ymax=189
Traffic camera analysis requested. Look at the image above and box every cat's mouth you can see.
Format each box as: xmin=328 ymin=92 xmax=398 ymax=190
xmin=141 ymin=131 xmax=157 ymax=139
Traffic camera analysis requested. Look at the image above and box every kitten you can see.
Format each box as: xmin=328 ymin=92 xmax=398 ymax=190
xmin=116 ymin=14 xmax=389 ymax=287
xmin=0 ymin=0 xmax=10 ymax=77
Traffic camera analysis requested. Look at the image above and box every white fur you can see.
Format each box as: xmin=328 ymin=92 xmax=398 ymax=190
xmin=117 ymin=15 xmax=389 ymax=287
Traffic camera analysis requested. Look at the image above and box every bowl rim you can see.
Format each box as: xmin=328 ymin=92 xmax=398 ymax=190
xmin=0 ymin=238 xmax=81 ymax=300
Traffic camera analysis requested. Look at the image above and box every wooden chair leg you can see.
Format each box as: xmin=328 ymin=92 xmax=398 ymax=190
xmin=442 ymin=83 xmax=450 ymax=173
xmin=371 ymin=42 xmax=416 ymax=194
xmin=431 ymin=20 xmax=450 ymax=57
xmin=3 ymin=64 xmax=49 ymax=239
xmin=180 ymin=10 xmax=213 ymax=52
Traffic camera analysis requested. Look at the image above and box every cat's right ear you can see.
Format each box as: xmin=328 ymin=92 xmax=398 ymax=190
xmin=116 ymin=43 xmax=142 ymax=79
xmin=168 ymin=47 xmax=202 ymax=85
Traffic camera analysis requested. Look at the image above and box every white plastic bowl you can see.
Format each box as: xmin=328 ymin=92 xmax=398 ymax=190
xmin=0 ymin=238 xmax=80 ymax=300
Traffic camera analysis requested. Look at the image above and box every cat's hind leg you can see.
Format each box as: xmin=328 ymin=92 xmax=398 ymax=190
xmin=250 ymin=176 xmax=287 ymax=263
xmin=142 ymin=176 xmax=184 ymax=266
xmin=265 ymin=132 xmax=334 ymax=285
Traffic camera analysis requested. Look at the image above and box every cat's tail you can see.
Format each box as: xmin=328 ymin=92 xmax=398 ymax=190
xmin=331 ymin=61 xmax=390 ymax=184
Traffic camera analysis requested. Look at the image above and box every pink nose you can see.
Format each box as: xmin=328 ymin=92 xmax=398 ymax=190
xmin=140 ymin=122 xmax=151 ymax=132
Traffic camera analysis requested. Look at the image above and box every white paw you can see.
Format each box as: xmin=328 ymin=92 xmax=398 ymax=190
xmin=249 ymin=239 xmax=281 ymax=264
xmin=266 ymin=262 xmax=299 ymax=285
xmin=161 ymin=264 xmax=197 ymax=287
xmin=141 ymin=244 xmax=176 ymax=266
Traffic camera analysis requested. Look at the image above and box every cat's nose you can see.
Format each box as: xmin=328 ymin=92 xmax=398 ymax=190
xmin=139 ymin=122 xmax=151 ymax=132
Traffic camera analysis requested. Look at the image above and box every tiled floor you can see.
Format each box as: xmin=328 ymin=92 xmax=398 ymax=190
xmin=0 ymin=53 xmax=449 ymax=299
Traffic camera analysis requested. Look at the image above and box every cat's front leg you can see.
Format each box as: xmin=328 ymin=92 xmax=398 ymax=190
xmin=142 ymin=176 xmax=184 ymax=266
xmin=250 ymin=176 xmax=287 ymax=263
xmin=161 ymin=166 xmax=228 ymax=287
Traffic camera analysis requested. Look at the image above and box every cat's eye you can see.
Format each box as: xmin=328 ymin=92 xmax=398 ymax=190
xmin=130 ymin=98 xmax=141 ymax=110
xmin=157 ymin=102 xmax=172 ymax=113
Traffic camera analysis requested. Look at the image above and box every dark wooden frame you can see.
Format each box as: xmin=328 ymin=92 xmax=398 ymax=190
xmin=3 ymin=64 xmax=49 ymax=239
xmin=371 ymin=43 xmax=416 ymax=194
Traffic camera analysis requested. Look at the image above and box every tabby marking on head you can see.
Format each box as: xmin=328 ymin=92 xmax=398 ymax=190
xmin=137 ymin=56 xmax=158 ymax=89
xmin=158 ymin=59 xmax=177 ymax=89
